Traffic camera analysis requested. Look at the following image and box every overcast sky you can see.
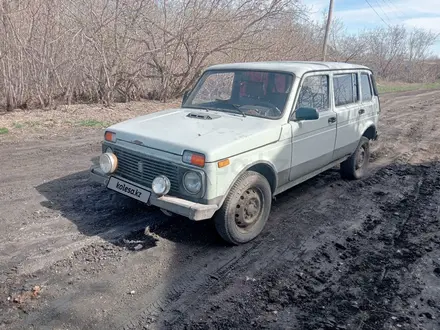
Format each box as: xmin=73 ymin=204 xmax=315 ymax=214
xmin=306 ymin=0 xmax=440 ymax=56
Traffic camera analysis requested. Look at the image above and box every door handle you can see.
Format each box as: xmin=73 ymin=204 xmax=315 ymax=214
xmin=328 ymin=117 xmax=336 ymax=124
xmin=359 ymin=109 xmax=365 ymax=115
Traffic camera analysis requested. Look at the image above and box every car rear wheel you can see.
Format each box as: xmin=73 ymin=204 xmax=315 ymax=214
xmin=340 ymin=136 xmax=370 ymax=180
xmin=214 ymin=171 xmax=272 ymax=245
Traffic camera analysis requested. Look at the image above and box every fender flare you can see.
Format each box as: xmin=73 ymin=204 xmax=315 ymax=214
xmin=362 ymin=124 xmax=377 ymax=140
xmin=218 ymin=160 xmax=278 ymax=207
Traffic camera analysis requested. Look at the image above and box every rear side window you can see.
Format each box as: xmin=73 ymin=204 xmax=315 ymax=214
xmin=370 ymin=73 xmax=379 ymax=96
xmin=296 ymin=75 xmax=329 ymax=112
xmin=360 ymin=73 xmax=373 ymax=102
xmin=333 ymin=73 xmax=359 ymax=106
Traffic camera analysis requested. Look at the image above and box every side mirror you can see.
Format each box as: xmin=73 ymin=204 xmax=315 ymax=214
xmin=295 ymin=107 xmax=319 ymax=121
xmin=182 ymin=90 xmax=190 ymax=105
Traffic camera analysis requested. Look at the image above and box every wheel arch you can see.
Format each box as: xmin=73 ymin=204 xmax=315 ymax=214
xmin=247 ymin=162 xmax=278 ymax=194
xmin=218 ymin=160 xmax=278 ymax=207
xmin=362 ymin=124 xmax=377 ymax=140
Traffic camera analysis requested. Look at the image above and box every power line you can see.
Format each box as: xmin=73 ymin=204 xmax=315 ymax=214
xmin=379 ymin=0 xmax=401 ymax=21
xmin=374 ymin=0 xmax=393 ymax=24
xmin=384 ymin=0 xmax=407 ymax=20
xmin=365 ymin=0 xmax=391 ymax=28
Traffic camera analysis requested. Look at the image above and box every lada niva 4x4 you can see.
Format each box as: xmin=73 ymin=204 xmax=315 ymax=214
xmin=90 ymin=61 xmax=380 ymax=244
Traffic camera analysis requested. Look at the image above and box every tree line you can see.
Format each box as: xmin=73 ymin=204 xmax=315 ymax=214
xmin=0 ymin=0 xmax=438 ymax=111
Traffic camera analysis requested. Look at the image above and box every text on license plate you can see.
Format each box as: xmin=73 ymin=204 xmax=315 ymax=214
xmin=107 ymin=177 xmax=151 ymax=203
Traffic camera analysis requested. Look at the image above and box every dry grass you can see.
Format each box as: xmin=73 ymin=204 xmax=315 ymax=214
xmin=377 ymin=80 xmax=440 ymax=93
xmin=0 ymin=100 xmax=180 ymax=139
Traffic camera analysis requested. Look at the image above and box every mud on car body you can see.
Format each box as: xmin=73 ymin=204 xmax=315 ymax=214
xmin=90 ymin=61 xmax=380 ymax=245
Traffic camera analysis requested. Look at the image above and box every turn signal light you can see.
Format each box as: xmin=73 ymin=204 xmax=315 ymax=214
xmin=218 ymin=159 xmax=230 ymax=168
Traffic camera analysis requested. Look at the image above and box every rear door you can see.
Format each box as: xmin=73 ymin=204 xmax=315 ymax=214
xmin=359 ymin=71 xmax=379 ymax=124
xmin=289 ymin=73 xmax=337 ymax=181
xmin=332 ymin=72 xmax=363 ymax=160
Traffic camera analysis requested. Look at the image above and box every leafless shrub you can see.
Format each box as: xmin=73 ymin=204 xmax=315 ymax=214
xmin=329 ymin=23 xmax=439 ymax=83
xmin=0 ymin=0 xmax=438 ymax=111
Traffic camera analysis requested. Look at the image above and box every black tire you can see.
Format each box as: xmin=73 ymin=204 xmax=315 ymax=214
xmin=214 ymin=171 xmax=272 ymax=245
xmin=340 ymin=136 xmax=370 ymax=180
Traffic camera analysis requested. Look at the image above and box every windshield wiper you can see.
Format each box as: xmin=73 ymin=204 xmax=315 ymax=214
xmin=227 ymin=104 xmax=246 ymax=117
xmin=186 ymin=104 xmax=246 ymax=117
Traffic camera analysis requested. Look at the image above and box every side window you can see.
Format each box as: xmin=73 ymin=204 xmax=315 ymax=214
xmin=333 ymin=73 xmax=359 ymax=106
xmin=370 ymin=73 xmax=379 ymax=96
xmin=361 ymin=73 xmax=373 ymax=102
xmin=296 ymin=75 xmax=329 ymax=112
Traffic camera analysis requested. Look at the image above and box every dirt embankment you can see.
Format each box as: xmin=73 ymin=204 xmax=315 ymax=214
xmin=0 ymin=89 xmax=439 ymax=330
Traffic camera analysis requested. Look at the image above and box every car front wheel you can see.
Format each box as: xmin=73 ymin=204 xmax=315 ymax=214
xmin=214 ymin=171 xmax=272 ymax=245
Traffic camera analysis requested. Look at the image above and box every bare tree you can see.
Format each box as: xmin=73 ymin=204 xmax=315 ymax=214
xmin=0 ymin=0 xmax=438 ymax=111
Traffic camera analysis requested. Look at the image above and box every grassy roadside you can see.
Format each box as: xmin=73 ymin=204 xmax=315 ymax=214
xmin=0 ymin=100 xmax=180 ymax=138
xmin=1 ymin=80 xmax=440 ymax=138
xmin=377 ymin=81 xmax=440 ymax=94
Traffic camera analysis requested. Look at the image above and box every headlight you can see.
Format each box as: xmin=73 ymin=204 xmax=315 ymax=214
xmin=183 ymin=171 xmax=202 ymax=194
xmin=152 ymin=175 xmax=171 ymax=196
xmin=99 ymin=153 xmax=118 ymax=174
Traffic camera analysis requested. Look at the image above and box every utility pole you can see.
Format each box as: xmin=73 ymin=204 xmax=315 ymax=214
xmin=322 ymin=0 xmax=334 ymax=61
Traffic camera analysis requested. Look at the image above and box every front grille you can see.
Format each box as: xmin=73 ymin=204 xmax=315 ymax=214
xmin=112 ymin=145 xmax=180 ymax=194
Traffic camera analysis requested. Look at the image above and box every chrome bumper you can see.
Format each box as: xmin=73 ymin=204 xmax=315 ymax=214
xmin=90 ymin=166 xmax=218 ymax=221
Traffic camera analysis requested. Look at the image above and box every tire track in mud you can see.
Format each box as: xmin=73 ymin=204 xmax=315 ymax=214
xmin=2 ymin=89 xmax=440 ymax=330
xmin=178 ymin=162 xmax=440 ymax=330
xmin=121 ymin=215 xmax=306 ymax=329
xmin=372 ymin=90 xmax=440 ymax=164
xmin=118 ymin=168 xmax=402 ymax=329
xmin=122 ymin=173 xmax=346 ymax=330
xmin=123 ymin=234 xmax=274 ymax=330
xmin=323 ymin=163 xmax=440 ymax=330
xmin=158 ymin=233 xmax=306 ymax=328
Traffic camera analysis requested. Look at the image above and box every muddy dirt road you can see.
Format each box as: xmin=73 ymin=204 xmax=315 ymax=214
xmin=1 ymin=90 xmax=440 ymax=330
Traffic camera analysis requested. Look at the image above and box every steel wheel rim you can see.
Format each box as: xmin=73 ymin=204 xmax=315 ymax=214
xmin=356 ymin=145 xmax=366 ymax=170
xmin=234 ymin=187 xmax=264 ymax=232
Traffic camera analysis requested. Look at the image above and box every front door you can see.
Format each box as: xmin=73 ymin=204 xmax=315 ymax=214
xmin=289 ymin=73 xmax=337 ymax=181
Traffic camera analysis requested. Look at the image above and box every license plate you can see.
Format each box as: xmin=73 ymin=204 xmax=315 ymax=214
xmin=107 ymin=177 xmax=151 ymax=203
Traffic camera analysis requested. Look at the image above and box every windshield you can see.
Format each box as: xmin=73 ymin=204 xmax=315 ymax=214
xmin=183 ymin=70 xmax=294 ymax=119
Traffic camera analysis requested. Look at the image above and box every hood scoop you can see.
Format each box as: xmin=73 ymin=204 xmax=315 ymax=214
xmin=187 ymin=112 xmax=221 ymax=120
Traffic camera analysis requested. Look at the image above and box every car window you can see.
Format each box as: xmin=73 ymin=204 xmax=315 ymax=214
xmin=370 ymin=73 xmax=379 ymax=96
xmin=361 ymin=73 xmax=373 ymax=102
xmin=296 ymin=75 xmax=329 ymax=112
xmin=192 ymin=72 xmax=234 ymax=104
xmin=185 ymin=70 xmax=294 ymax=119
xmin=239 ymin=71 xmax=291 ymax=96
xmin=333 ymin=73 xmax=359 ymax=106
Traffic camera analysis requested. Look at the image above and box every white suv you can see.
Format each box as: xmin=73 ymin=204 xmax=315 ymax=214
xmin=90 ymin=61 xmax=380 ymax=244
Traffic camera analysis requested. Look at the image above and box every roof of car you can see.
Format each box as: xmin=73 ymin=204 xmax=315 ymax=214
xmin=206 ymin=61 xmax=370 ymax=76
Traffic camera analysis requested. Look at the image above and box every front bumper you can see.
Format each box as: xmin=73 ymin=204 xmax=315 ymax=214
xmin=90 ymin=166 xmax=218 ymax=221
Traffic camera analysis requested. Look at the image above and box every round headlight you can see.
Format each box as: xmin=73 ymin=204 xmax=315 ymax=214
xmin=183 ymin=171 xmax=202 ymax=194
xmin=152 ymin=175 xmax=171 ymax=196
xmin=99 ymin=152 xmax=118 ymax=174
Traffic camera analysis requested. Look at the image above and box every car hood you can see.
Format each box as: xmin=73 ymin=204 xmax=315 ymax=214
xmin=107 ymin=108 xmax=282 ymax=162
